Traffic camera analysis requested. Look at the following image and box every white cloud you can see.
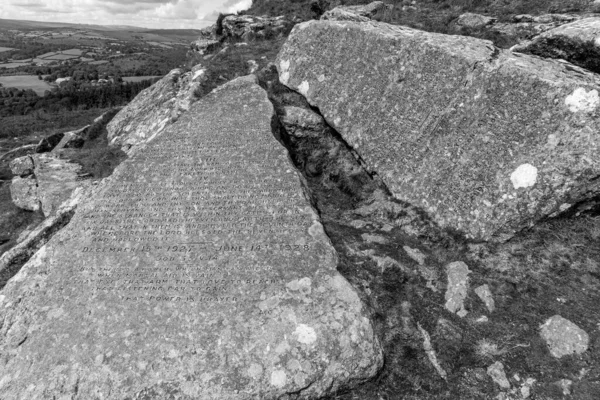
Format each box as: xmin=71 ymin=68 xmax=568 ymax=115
xmin=0 ymin=0 xmax=237 ymax=29
xmin=226 ymin=0 xmax=252 ymax=13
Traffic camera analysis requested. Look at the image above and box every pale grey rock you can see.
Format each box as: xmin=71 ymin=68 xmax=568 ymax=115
xmin=403 ymin=245 xmax=426 ymax=265
xmin=9 ymin=155 xmax=34 ymax=176
xmin=492 ymin=14 xmax=583 ymax=40
xmin=10 ymin=176 xmax=39 ymax=211
xmin=221 ymin=15 xmax=290 ymax=41
xmin=107 ymin=66 xmax=207 ymax=154
xmin=277 ymin=20 xmax=600 ymax=241
xmin=248 ymin=59 xmax=259 ymax=74
xmin=191 ymin=37 xmax=220 ymax=55
xmin=444 ymin=261 xmax=470 ymax=317
xmin=322 ymin=1 xmax=389 ymax=22
xmin=0 ymin=77 xmax=382 ymax=399
xmin=34 ymin=153 xmax=85 ymax=217
xmin=554 ymin=379 xmax=573 ymax=395
xmin=540 ymin=315 xmax=589 ymax=358
xmin=487 ymin=361 xmax=511 ymax=389
xmin=475 ymin=284 xmax=495 ymax=312
xmin=456 ymin=13 xmax=497 ymax=29
xmin=361 ymin=233 xmax=387 ymax=244
xmin=0 ymin=185 xmax=89 ymax=289
xmin=9 ymin=154 xmax=86 ymax=217
xmin=513 ymin=18 xmax=600 ymax=74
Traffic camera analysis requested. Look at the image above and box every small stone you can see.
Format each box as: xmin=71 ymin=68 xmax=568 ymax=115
xmin=554 ymin=379 xmax=573 ymax=395
xmin=349 ymin=219 xmax=367 ymax=229
xmin=444 ymin=261 xmax=470 ymax=317
xmin=403 ymin=246 xmax=426 ymax=265
xmin=9 ymin=156 xmax=34 ymax=176
xmin=540 ymin=315 xmax=589 ymax=358
xmin=487 ymin=361 xmax=510 ymax=389
xmin=474 ymin=284 xmax=495 ymax=312
xmin=361 ymin=233 xmax=387 ymax=244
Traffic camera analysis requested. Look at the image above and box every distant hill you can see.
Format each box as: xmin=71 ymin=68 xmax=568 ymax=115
xmin=0 ymin=18 xmax=149 ymax=32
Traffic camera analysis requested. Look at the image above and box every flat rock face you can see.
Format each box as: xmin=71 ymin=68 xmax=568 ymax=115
xmin=540 ymin=315 xmax=589 ymax=358
xmin=456 ymin=12 xmax=496 ymax=29
xmin=0 ymin=77 xmax=382 ymax=399
xmin=513 ymin=17 xmax=600 ymax=74
xmin=9 ymin=154 xmax=84 ymax=217
xmin=277 ymin=20 xmax=600 ymax=241
xmin=106 ymin=66 xmax=206 ymax=154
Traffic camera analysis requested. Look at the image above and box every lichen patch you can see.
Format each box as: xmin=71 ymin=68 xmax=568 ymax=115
xmin=565 ymin=87 xmax=600 ymax=113
xmin=294 ymin=324 xmax=317 ymax=345
xmin=510 ymin=163 xmax=538 ymax=189
xmin=270 ymin=370 xmax=287 ymax=388
xmin=279 ymin=59 xmax=291 ymax=85
xmin=298 ymin=81 xmax=310 ymax=97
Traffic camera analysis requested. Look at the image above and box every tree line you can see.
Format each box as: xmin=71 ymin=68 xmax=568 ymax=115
xmin=0 ymin=79 xmax=154 ymax=117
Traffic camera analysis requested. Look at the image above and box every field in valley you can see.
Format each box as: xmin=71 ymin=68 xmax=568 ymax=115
xmin=0 ymin=75 xmax=52 ymax=95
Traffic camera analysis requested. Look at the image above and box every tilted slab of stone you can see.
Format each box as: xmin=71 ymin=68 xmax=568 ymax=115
xmin=277 ymin=20 xmax=600 ymax=241
xmin=106 ymin=66 xmax=206 ymax=154
xmin=9 ymin=153 xmax=85 ymax=217
xmin=0 ymin=77 xmax=382 ymax=399
xmin=513 ymin=17 xmax=600 ymax=74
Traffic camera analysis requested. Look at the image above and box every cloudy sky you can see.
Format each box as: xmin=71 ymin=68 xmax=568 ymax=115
xmin=0 ymin=0 xmax=253 ymax=29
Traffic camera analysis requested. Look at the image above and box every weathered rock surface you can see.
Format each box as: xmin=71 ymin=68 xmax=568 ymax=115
xmin=50 ymin=125 xmax=88 ymax=152
xmin=456 ymin=12 xmax=497 ymax=29
xmin=490 ymin=13 xmax=584 ymax=42
xmin=106 ymin=66 xmax=207 ymax=153
xmin=35 ymin=131 xmax=64 ymax=153
xmin=277 ymin=20 xmax=600 ymax=241
xmin=540 ymin=315 xmax=589 ymax=358
xmin=10 ymin=175 xmax=39 ymax=211
xmin=9 ymin=154 xmax=86 ymax=217
xmin=0 ymin=185 xmax=89 ymax=289
xmin=512 ymin=17 xmax=600 ymax=74
xmin=444 ymin=261 xmax=470 ymax=318
xmin=0 ymin=77 xmax=382 ymax=399
xmin=322 ymin=1 xmax=389 ymax=22
xmin=221 ymin=15 xmax=290 ymax=41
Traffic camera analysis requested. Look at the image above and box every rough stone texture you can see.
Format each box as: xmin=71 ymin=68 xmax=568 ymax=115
xmin=281 ymin=106 xmax=328 ymax=138
xmin=491 ymin=14 xmax=584 ymax=41
xmin=221 ymin=15 xmax=290 ymax=41
xmin=9 ymin=154 xmax=85 ymax=217
xmin=10 ymin=175 xmax=39 ymax=211
xmin=456 ymin=13 xmax=497 ymax=29
xmin=487 ymin=361 xmax=510 ymax=389
xmin=190 ymin=37 xmax=220 ymax=55
xmin=277 ymin=20 xmax=600 ymax=241
xmin=444 ymin=261 xmax=470 ymax=318
xmin=33 ymin=153 xmax=85 ymax=217
xmin=0 ymin=185 xmax=89 ymax=289
xmin=0 ymin=77 xmax=382 ymax=399
xmin=9 ymin=156 xmax=34 ymax=176
xmin=474 ymin=284 xmax=495 ymax=313
xmin=322 ymin=1 xmax=389 ymax=22
xmin=539 ymin=315 xmax=589 ymax=358
xmin=106 ymin=66 xmax=207 ymax=153
xmin=512 ymin=18 xmax=600 ymax=74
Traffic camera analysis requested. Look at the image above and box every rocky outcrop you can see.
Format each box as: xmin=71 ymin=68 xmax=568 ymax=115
xmin=9 ymin=153 xmax=87 ymax=217
xmin=221 ymin=15 xmax=291 ymax=40
xmin=277 ymin=20 xmax=600 ymax=241
xmin=512 ymin=17 xmax=600 ymax=74
xmin=106 ymin=66 xmax=207 ymax=153
xmin=35 ymin=125 xmax=89 ymax=153
xmin=489 ymin=13 xmax=584 ymax=42
xmin=322 ymin=1 xmax=389 ymax=22
xmin=455 ymin=12 xmax=496 ymax=29
xmin=0 ymin=76 xmax=382 ymax=399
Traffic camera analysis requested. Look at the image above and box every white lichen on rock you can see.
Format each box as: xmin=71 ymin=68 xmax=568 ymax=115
xmin=294 ymin=324 xmax=318 ymax=345
xmin=510 ymin=163 xmax=538 ymax=189
xmin=298 ymin=80 xmax=310 ymax=97
xmin=270 ymin=370 xmax=287 ymax=388
xmin=565 ymin=87 xmax=600 ymax=113
xmin=279 ymin=59 xmax=291 ymax=84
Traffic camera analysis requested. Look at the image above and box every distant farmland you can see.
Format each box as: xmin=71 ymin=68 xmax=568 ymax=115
xmin=123 ymin=76 xmax=162 ymax=83
xmin=0 ymin=47 xmax=15 ymax=52
xmin=0 ymin=75 xmax=52 ymax=95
